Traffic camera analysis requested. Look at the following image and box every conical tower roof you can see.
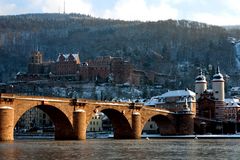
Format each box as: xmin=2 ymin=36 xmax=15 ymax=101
xmin=212 ymin=66 xmax=224 ymax=81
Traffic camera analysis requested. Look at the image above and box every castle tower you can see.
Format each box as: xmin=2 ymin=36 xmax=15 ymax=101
xmin=28 ymin=51 xmax=43 ymax=74
xmin=30 ymin=51 xmax=43 ymax=64
xmin=212 ymin=66 xmax=225 ymax=101
xmin=212 ymin=66 xmax=225 ymax=120
xmin=195 ymin=70 xmax=207 ymax=100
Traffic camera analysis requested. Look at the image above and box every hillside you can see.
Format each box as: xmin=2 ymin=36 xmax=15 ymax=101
xmin=0 ymin=13 xmax=238 ymax=88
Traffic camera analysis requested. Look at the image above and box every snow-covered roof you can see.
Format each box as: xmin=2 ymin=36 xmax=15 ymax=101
xmin=144 ymin=97 xmax=159 ymax=106
xmin=159 ymin=89 xmax=196 ymax=98
xmin=144 ymin=89 xmax=196 ymax=106
xmin=231 ymin=87 xmax=240 ymax=92
xmin=56 ymin=53 xmax=80 ymax=64
xmin=225 ymin=98 xmax=240 ymax=108
xmin=195 ymin=70 xmax=207 ymax=83
xmin=225 ymin=98 xmax=239 ymax=103
xmin=195 ymin=75 xmax=207 ymax=83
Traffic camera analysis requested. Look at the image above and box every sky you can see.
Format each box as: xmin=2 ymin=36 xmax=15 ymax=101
xmin=0 ymin=0 xmax=240 ymax=26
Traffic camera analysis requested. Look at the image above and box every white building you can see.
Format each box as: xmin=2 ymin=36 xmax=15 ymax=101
xmin=144 ymin=89 xmax=196 ymax=113
xmin=87 ymin=112 xmax=104 ymax=132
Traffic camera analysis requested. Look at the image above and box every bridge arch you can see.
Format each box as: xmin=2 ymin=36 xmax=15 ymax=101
xmin=142 ymin=113 xmax=176 ymax=135
xmin=14 ymin=104 xmax=74 ymax=140
xmin=87 ymin=107 xmax=133 ymax=139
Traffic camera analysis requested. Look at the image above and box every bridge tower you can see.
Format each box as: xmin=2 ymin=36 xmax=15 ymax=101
xmin=195 ymin=69 xmax=207 ymax=100
xmin=0 ymin=106 xmax=14 ymax=141
xmin=212 ymin=66 xmax=225 ymax=120
xmin=212 ymin=66 xmax=225 ymax=101
xmin=175 ymin=100 xmax=195 ymax=135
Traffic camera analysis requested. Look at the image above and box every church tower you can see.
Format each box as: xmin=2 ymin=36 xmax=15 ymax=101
xmin=195 ymin=70 xmax=207 ymax=100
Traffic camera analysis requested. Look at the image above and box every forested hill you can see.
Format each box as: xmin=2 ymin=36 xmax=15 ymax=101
xmin=0 ymin=13 xmax=238 ymax=87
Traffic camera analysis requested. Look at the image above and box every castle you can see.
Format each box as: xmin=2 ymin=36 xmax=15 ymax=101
xmin=16 ymin=51 xmax=171 ymax=86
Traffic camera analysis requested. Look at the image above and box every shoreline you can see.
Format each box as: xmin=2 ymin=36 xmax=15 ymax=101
xmin=141 ymin=134 xmax=240 ymax=139
xmin=14 ymin=134 xmax=240 ymax=140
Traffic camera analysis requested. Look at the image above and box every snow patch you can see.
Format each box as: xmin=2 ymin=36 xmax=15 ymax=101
xmin=235 ymin=42 xmax=240 ymax=70
xmin=75 ymin=109 xmax=85 ymax=113
xmin=132 ymin=111 xmax=140 ymax=115
xmin=0 ymin=106 xmax=13 ymax=110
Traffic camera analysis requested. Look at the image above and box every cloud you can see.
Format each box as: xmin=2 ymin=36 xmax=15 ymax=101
xmin=223 ymin=0 xmax=240 ymax=13
xmin=184 ymin=0 xmax=240 ymax=25
xmin=0 ymin=0 xmax=240 ymax=26
xmin=0 ymin=2 xmax=17 ymax=15
xmin=103 ymin=0 xmax=178 ymax=21
xmin=192 ymin=12 xmax=240 ymax=26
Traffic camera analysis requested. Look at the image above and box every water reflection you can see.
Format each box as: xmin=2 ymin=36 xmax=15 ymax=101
xmin=1 ymin=139 xmax=240 ymax=160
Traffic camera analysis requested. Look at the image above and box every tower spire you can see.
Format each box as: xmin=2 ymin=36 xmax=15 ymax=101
xmin=199 ymin=69 xmax=203 ymax=75
xmin=217 ymin=66 xmax=220 ymax=74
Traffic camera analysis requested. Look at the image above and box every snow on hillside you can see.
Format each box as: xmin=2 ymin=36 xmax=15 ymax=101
xmin=235 ymin=42 xmax=240 ymax=69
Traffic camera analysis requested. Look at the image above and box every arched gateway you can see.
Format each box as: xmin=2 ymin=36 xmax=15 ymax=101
xmin=0 ymin=94 xmax=194 ymax=141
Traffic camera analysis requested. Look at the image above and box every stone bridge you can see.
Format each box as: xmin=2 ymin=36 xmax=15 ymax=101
xmin=0 ymin=94 xmax=194 ymax=141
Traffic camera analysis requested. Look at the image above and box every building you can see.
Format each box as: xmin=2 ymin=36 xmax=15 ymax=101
xmin=145 ymin=89 xmax=196 ymax=113
xmin=142 ymin=118 xmax=159 ymax=134
xmin=230 ymin=87 xmax=240 ymax=96
xmin=53 ymin=53 xmax=80 ymax=75
xmin=224 ymin=98 xmax=240 ymax=123
xmin=195 ymin=67 xmax=226 ymax=121
xmin=87 ymin=112 xmax=104 ymax=132
xmin=143 ymin=88 xmax=196 ymax=134
xmin=87 ymin=56 xmax=133 ymax=84
xmin=197 ymin=90 xmax=216 ymax=119
xmin=16 ymin=51 xmax=173 ymax=86
xmin=185 ymin=66 xmax=240 ymax=134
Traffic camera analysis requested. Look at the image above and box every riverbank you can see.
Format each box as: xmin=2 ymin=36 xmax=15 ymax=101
xmin=15 ymin=133 xmax=54 ymax=139
xmin=140 ymin=134 xmax=240 ymax=139
xmin=15 ymin=133 xmax=240 ymax=140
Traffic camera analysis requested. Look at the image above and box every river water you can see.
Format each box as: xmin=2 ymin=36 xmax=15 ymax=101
xmin=0 ymin=139 xmax=240 ymax=160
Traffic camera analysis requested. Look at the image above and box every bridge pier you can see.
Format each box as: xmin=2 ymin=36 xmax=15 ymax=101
xmin=73 ymin=109 xmax=86 ymax=140
xmin=132 ymin=111 xmax=141 ymax=139
xmin=176 ymin=113 xmax=194 ymax=135
xmin=0 ymin=106 xmax=14 ymax=141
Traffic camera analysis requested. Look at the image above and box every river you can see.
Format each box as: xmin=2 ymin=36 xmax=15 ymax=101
xmin=0 ymin=139 xmax=240 ymax=160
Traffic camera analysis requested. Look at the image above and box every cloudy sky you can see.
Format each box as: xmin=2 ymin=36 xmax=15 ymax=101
xmin=0 ymin=0 xmax=240 ymax=26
